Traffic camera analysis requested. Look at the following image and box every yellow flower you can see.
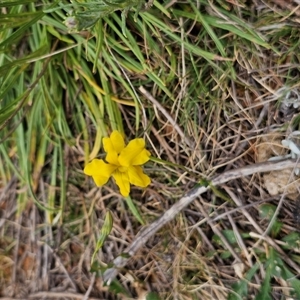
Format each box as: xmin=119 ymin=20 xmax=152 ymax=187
xmin=84 ymin=130 xmax=151 ymax=196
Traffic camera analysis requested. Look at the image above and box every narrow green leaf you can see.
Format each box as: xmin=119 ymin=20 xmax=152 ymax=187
xmin=0 ymin=0 xmax=36 ymax=7
xmin=91 ymin=211 xmax=114 ymax=264
xmin=124 ymin=195 xmax=145 ymax=225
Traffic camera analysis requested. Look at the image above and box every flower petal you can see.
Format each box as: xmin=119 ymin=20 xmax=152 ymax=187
xmin=103 ymin=131 xmax=125 ymax=165
xmin=112 ymin=170 xmax=130 ymax=196
xmin=128 ymin=166 xmax=151 ymax=188
xmin=118 ymin=138 xmax=150 ymax=167
xmin=131 ymin=149 xmax=151 ymax=165
xmin=84 ymin=159 xmax=116 ymax=186
xmin=91 ymin=175 xmax=110 ymax=187
xmin=104 ymin=131 xmax=125 ymax=154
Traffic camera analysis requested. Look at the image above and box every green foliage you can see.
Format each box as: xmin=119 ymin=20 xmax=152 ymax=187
xmin=258 ymin=204 xmax=283 ymax=237
xmin=108 ymin=279 xmax=131 ymax=297
xmin=229 ymin=247 xmax=300 ymax=299
xmin=124 ymin=196 xmax=145 ymax=225
xmin=228 ymin=263 xmax=260 ymax=300
xmin=66 ymin=0 xmax=153 ymax=34
xmin=91 ymin=211 xmax=114 ymax=264
xmin=146 ymin=292 xmax=161 ymax=300
xmin=213 ymin=230 xmax=249 ymax=248
xmin=282 ymin=232 xmax=300 ymax=249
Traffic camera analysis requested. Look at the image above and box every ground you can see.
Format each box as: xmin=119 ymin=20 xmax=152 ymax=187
xmin=1 ymin=0 xmax=300 ymax=299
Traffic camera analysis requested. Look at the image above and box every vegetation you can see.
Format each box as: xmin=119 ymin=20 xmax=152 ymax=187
xmin=1 ymin=0 xmax=300 ymax=299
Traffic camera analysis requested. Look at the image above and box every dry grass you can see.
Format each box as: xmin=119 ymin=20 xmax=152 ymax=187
xmin=2 ymin=0 xmax=300 ymax=299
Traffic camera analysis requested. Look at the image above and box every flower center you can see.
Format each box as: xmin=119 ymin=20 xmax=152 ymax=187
xmin=118 ymin=166 xmax=128 ymax=173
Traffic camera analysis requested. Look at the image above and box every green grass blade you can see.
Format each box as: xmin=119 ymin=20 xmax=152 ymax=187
xmin=91 ymin=210 xmax=114 ymax=264
xmin=124 ymin=196 xmax=145 ymax=225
